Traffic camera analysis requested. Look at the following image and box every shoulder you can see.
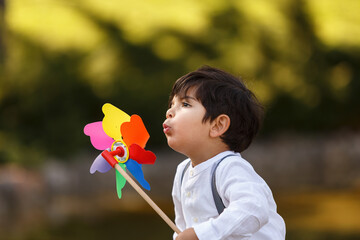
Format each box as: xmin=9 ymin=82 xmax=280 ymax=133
xmin=215 ymin=154 xmax=272 ymax=199
xmin=176 ymin=158 xmax=191 ymax=171
xmin=217 ymin=153 xmax=251 ymax=168
xmin=172 ymin=158 xmax=191 ymax=193
xmin=216 ymin=154 xmax=262 ymax=182
xmin=174 ymin=158 xmax=191 ymax=179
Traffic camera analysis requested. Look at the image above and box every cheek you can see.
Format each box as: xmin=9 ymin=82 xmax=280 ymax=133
xmin=166 ymin=124 xmax=188 ymax=145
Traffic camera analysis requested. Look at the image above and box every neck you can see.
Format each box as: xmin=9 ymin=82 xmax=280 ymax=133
xmin=188 ymin=141 xmax=230 ymax=167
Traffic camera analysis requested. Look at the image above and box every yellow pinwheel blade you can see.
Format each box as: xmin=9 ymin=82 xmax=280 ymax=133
xmin=102 ymin=103 xmax=131 ymax=140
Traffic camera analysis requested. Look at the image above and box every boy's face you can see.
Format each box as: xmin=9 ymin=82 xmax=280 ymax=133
xmin=163 ymin=88 xmax=212 ymax=157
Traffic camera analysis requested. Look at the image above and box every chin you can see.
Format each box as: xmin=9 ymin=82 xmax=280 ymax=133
xmin=167 ymin=139 xmax=181 ymax=153
xmin=167 ymin=139 xmax=177 ymax=150
xmin=168 ymin=142 xmax=189 ymax=157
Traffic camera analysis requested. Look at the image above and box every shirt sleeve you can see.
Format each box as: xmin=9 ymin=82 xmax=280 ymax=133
xmin=193 ymin=159 xmax=270 ymax=240
xmin=172 ymin=161 xmax=188 ymax=239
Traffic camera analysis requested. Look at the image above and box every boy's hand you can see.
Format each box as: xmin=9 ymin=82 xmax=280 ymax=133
xmin=176 ymin=228 xmax=199 ymax=240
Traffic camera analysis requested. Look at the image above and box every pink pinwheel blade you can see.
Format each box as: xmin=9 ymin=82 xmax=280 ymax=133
xmin=84 ymin=121 xmax=114 ymax=150
xmin=90 ymin=152 xmax=112 ymax=174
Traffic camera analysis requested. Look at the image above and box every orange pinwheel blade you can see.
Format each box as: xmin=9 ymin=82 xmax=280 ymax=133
xmin=121 ymin=115 xmax=149 ymax=148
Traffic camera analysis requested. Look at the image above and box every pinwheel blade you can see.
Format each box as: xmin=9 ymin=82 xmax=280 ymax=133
xmin=115 ymin=164 xmax=127 ymax=199
xmin=129 ymin=144 xmax=156 ymax=165
xmin=84 ymin=122 xmax=114 ymax=150
xmin=102 ymin=103 xmax=131 ymax=140
xmin=121 ymin=115 xmax=150 ymax=148
xmin=126 ymin=159 xmax=150 ymax=190
xmin=90 ymin=152 xmax=112 ymax=174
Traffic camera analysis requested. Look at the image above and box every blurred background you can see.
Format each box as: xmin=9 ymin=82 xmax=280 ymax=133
xmin=1 ymin=0 xmax=360 ymax=239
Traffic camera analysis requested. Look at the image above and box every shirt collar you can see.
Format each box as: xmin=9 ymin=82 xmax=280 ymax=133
xmin=189 ymin=150 xmax=240 ymax=176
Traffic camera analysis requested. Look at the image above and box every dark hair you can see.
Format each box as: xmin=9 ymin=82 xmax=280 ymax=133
xmin=169 ymin=65 xmax=264 ymax=152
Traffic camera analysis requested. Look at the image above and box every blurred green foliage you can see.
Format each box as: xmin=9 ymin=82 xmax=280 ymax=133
xmin=0 ymin=0 xmax=359 ymax=165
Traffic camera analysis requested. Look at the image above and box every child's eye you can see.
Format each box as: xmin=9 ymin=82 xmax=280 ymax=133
xmin=182 ymin=102 xmax=191 ymax=107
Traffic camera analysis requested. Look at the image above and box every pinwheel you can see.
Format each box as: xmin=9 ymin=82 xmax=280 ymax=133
xmin=84 ymin=103 xmax=180 ymax=234
xmin=84 ymin=103 xmax=156 ymax=198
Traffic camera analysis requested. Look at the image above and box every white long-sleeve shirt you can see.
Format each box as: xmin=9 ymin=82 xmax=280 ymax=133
xmin=172 ymin=151 xmax=286 ymax=240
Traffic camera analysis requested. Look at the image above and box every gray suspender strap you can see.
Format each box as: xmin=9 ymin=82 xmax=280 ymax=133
xmin=180 ymin=154 xmax=237 ymax=215
xmin=210 ymin=154 xmax=237 ymax=214
xmin=180 ymin=160 xmax=191 ymax=184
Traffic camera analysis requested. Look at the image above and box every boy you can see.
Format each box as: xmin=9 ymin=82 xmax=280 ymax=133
xmin=163 ymin=66 xmax=286 ymax=240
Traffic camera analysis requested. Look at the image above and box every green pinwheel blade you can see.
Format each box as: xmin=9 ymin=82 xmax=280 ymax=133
xmin=115 ymin=164 xmax=127 ymax=198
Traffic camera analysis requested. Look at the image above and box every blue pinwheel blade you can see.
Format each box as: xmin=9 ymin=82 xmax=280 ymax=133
xmin=90 ymin=152 xmax=112 ymax=174
xmin=125 ymin=159 xmax=150 ymax=190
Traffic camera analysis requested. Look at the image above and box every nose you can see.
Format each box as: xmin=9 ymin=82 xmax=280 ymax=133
xmin=166 ymin=107 xmax=174 ymax=119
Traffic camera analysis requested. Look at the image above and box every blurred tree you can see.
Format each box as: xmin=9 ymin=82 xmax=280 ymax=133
xmin=0 ymin=0 xmax=359 ymax=165
xmin=0 ymin=0 xmax=5 ymax=65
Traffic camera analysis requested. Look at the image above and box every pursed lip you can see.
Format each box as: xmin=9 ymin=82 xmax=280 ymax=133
xmin=163 ymin=123 xmax=171 ymax=134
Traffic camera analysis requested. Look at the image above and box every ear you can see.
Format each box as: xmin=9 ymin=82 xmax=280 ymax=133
xmin=209 ymin=114 xmax=230 ymax=138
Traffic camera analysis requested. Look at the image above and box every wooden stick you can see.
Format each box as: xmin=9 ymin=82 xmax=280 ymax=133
xmin=114 ymin=163 xmax=181 ymax=234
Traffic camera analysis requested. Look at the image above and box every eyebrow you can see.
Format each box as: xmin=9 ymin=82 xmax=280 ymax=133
xmin=180 ymin=95 xmax=197 ymax=101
